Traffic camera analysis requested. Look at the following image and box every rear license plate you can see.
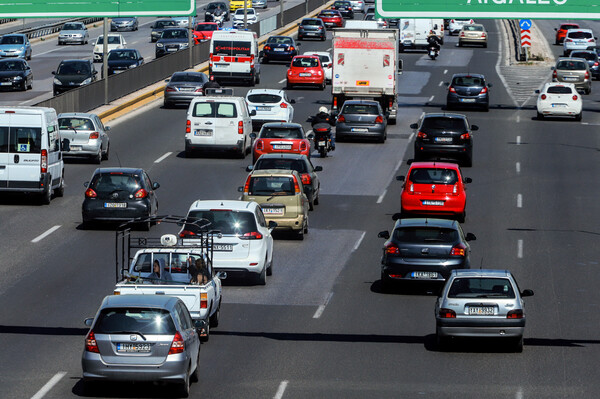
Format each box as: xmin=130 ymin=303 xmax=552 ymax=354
xmin=104 ymin=202 xmax=127 ymax=208
xmin=117 ymin=343 xmax=151 ymax=353
xmin=256 ymin=106 xmax=271 ymax=111
xmin=262 ymin=207 xmax=284 ymax=215
xmin=435 ymin=137 xmax=453 ymax=142
xmin=551 ymin=103 xmax=567 ymax=107
xmin=179 ymin=87 xmax=194 ymax=92
xmin=213 ymin=243 xmax=233 ymax=251
xmin=299 ymin=72 xmax=311 ymax=77
xmin=318 ymin=141 xmax=326 ymax=147
xmin=69 ymin=145 xmax=82 ymax=151
xmin=564 ymin=77 xmax=578 ymax=81
xmin=272 ymin=144 xmax=292 ymax=150
xmin=194 ymin=129 xmax=212 ymax=136
xmin=351 ymin=128 xmax=369 ymax=132
xmin=306 ymin=32 xmax=317 ymax=36
xmin=274 ymin=48 xmax=284 ymax=52
xmin=469 ymin=306 xmax=495 ymax=315
xmin=215 ymin=63 xmax=228 ymax=66
xmin=412 ymin=271 xmax=438 ymax=279
xmin=459 ymin=98 xmax=476 ymax=103
xmin=422 ymin=200 xmax=444 ymax=206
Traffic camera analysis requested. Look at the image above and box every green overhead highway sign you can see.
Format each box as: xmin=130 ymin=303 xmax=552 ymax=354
xmin=0 ymin=0 xmax=195 ymax=18
xmin=376 ymin=0 xmax=600 ymax=19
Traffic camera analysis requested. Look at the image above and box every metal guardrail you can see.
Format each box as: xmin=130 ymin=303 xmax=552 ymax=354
xmin=0 ymin=18 xmax=17 ymax=25
xmin=17 ymin=17 xmax=104 ymax=39
xmin=508 ymin=19 xmax=527 ymax=62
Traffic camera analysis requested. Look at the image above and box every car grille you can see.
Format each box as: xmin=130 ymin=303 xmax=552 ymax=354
xmin=166 ymin=44 xmax=180 ymax=50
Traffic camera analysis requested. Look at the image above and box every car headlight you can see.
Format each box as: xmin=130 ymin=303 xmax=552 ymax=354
xmin=19 ymin=47 xmax=24 ymax=51
xmin=13 ymin=76 xmax=23 ymax=81
xmin=128 ymin=63 xmax=138 ymax=69
xmin=157 ymin=43 xmax=164 ymax=48
xmin=81 ymin=78 xmax=92 ymax=85
xmin=181 ymin=43 xmax=189 ymax=48
xmin=152 ymin=31 xmax=158 ymax=35
xmin=53 ymin=78 xmax=62 ymax=85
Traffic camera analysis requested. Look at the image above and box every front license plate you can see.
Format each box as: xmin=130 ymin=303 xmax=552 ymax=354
xmin=117 ymin=343 xmax=151 ymax=353
xmin=413 ymin=271 xmax=438 ymax=279
xmin=435 ymin=137 xmax=453 ymax=142
xmin=272 ymin=144 xmax=292 ymax=150
xmin=194 ymin=129 xmax=212 ymax=136
xmin=167 ymin=48 xmax=177 ymax=52
xmin=422 ymin=200 xmax=444 ymax=206
xmin=299 ymin=72 xmax=311 ymax=77
xmin=459 ymin=98 xmax=476 ymax=103
xmin=469 ymin=306 xmax=495 ymax=315
xmin=262 ymin=207 xmax=284 ymax=215
xmin=213 ymin=243 xmax=233 ymax=251
xmin=104 ymin=202 xmax=127 ymax=208
xmin=0 ymin=82 xmax=12 ymax=86
xmin=351 ymin=128 xmax=369 ymax=132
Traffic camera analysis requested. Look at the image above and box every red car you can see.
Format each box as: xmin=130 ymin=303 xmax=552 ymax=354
xmin=250 ymin=122 xmax=311 ymax=163
xmin=193 ymin=22 xmax=219 ymax=44
xmin=397 ymin=162 xmax=471 ymax=222
xmin=555 ymin=23 xmax=579 ymax=45
xmin=317 ymin=10 xmax=343 ymax=28
xmin=286 ymin=55 xmax=326 ymax=90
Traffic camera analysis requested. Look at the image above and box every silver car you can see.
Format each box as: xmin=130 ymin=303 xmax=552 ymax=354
xmin=349 ymin=0 xmax=365 ymax=12
xmin=82 ymin=295 xmax=202 ymax=396
xmin=163 ymin=71 xmax=209 ymax=108
xmin=58 ymin=22 xmax=89 ymax=45
xmin=58 ymin=113 xmax=110 ymax=163
xmin=435 ymin=269 xmax=534 ymax=352
xmin=252 ymin=0 xmax=268 ymax=9
xmin=111 ymin=17 xmax=138 ymax=31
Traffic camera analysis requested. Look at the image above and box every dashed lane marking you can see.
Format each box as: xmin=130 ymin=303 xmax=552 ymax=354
xmin=274 ymin=380 xmax=289 ymax=399
xmin=313 ymin=292 xmax=333 ymax=319
xmin=516 ymin=162 xmax=521 ymax=174
xmin=154 ymin=151 xmax=172 ymax=164
xmin=31 ymin=372 xmax=66 ymax=399
xmin=517 ymin=239 xmax=523 ymax=259
xmin=31 ymin=225 xmax=61 ymax=243
xmin=517 ymin=194 xmax=522 ymax=208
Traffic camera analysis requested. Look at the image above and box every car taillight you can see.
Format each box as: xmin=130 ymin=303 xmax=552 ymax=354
xmin=449 ymin=86 xmax=456 ymax=93
xmin=375 ymin=115 xmax=383 ymax=123
xmin=480 ymin=86 xmax=488 ymax=94
xmin=482 ymin=33 xmax=486 ymax=38
xmin=300 ymin=141 xmax=307 ymax=151
xmin=134 ymin=188 xmax=148 ymax=198
xmin=594 ymin=62 xmax=599 ymax=67
xmin=409 ymin=183 xmax=414 ymax=193
xmin=317 ymin=26 xmax=323 ymax=30
xmin=256 ymin=139 xmax=264 ymax=151
xmin=584 ymin=71 xmax=589 ymax=79
xmin=85 ymin=330 xmax=100 ymax=353
xmin=264 ymin=45 xmax=271 ymax=50
xmin=450 ymin=244 xmax=466 ymax=256
xmin=290 ymin=46 xmax=295 ymax=51
xmin=250 ymin=54 xmax=255 ymax=67
xmin=451 ymin=19 xmax=455 ymax=23
xmin=452 ymin=184 xmax=458 ymax=194
xmin=573 ymin=95 xmax=578 ymax=100
xmin=293 ymin=176 xmax=301 ymax=193
xmin=301 ymin=173 xmax=311 ymax=185
xmin=238 ymin=120 xmax=244 ymax=135
xmin=460 ymin=132 xmax=470 ymax=140
xmin=179 ymin=230 xmax=195 ymax=238
xmin=333 ymin=97 xmax=338 ymax=109
xmin=317 ymin=69 xmax=323 ymax=76
xmin=240 ymin=231 xmax=263 ymax=240
xmin=552 ymin=71 xmax=557 ymax=79
xmin=541 ymin=94 xmax=547 ymax=100
xmin=337 ymin=114 xmax=345 ymax=123
xmin=566 ymin=38 xmax=573 ymax=42
xmin=417 ymin=131 xmax=427 ymax=138
xmin=243 ymin=175 xmax=251 ymax=193
xmin=89 ymin=132 xmax=99 ymax=139
xmin=85 ymin=188 xmax=97 ymax=198
xmin=166 ymin=86 xmax=176 ymax=92
xmin=507 ymin=309 xmax=524 ymax=319
xmin=280 ymin=102 xmax=288 ymax=108
xmin=40 ymin=149 xmax=47 ymax=173
xmin=195 ymin=88 xmax=203 ymax=93
xmin=200 ymin=292 xmax=208 ymax=309
xmin=168 ymin=332 xmax=185 ymax=354
xmin=460 ymin=32 xmax=465 ymax=37
xmin=186 ymin=119 xmax=191 ymax=133
xmin=588 ymin=38 xmax=594 ymax=42
xmin=384 ymin=242 xmax=400 ymax=255
xmin=438 ymin=308 xmax=456 ymax=318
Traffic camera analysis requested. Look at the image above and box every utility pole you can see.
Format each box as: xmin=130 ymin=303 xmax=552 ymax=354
xmin=103 ymin=17 xmax=108 ymax=105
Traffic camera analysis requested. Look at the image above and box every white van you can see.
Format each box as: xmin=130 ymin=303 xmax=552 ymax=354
xmin=399 ymin=19 xmax=435 ymax=51
xmin=185 ymin=89 xmax=254 ymax=158
xmin=432 ymin=19 xmax=445 ymax=44
xmin=0 ymin=107 xmax=66 ymax=204
xmin=209 ymin=30 xmax=260 ymax=86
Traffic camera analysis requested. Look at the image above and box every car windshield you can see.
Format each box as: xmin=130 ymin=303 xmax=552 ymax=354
xmin=463 ymin=25 xmax=483 ymax=32
xmin=89 ymin=173 xmax=141 ymax=195
xmin=255 ymin=158 xmax=308 ymax=173
xmin=248 ymin=176 xmax=295 ymax=195
xmin=567 ymin=31 xmax=592 ymax=39
xmin=235 ymin=9 xmax=255 ymax=15
xmin=452 ymin=76 xmax=484 ymax=86
xmin=448 ymin=278 xmax=516 ymax=299
xmin=267 ymin=37 xmax=293 ymax=45
xmin=94 ymin=308 xmax=176 ymax=335
xmin=186 ymin=210 xmax=258 ymax=235
xmin=556 ymin=60 xmax=587 ymax=70
xmin=207 ymin=3 xmax=225 ymax=10
xmin=0 ymin=61 xmax=24 ymax=71
xmin=192 ymin=102 xmax=237 ymax=118
xmin=342 ymin=104 xmax=379 ymax=115
xmin=58 ymin=118 xmax=94 ymax=130
xmin=57 ymin=62 xmax=90 ymax=75
xmin=97 ymin=36 xmax=122 ymax=45
xmin=108 ymin=50 xmax=137 ymax=60
xmin=547 ymin=86 xmax=573 ymax=94
xmin=292 ymin=57 xmax=319 ymax=67
xmin=162 ymin=29 xmax=187 ymax=39
xmin=247 ymin=93 xmax=282 ymax=103
xmin=409 ymin=168 xmax=458 ymax=184
xmin=0 ymin=35 xmax=24 ymax=45
xmin=196 ymin=23 xmax=218 ymax=31
xmin=156 ymin=20 xmax=176 ymax=28
xmin=421 ymin=117 xmax=468 ymax=131
xmin=393 ymin=227 xmax=458 ymax=243
xmin=260 ymin=127 xmax=303 ymax=139
xmin=570 ymin=52 xmax=596 ymax=61
xmin=334 ymin=1 xmax=350 ymax=6
xmin=62 ymin=23 xmax=83 ymax=31
xmin=301 ymin=19 xmax=321 ymax=26
xmin=560 ymin=24 xmax=579 ymax=30
xmin=171 ymin=73 xmax=207 ymax=83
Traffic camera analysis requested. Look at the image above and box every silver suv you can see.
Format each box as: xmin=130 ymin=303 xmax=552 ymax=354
xmin=82 ymin=295 xmax=202 ymax=396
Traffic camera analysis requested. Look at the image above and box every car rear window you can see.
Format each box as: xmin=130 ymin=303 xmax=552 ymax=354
xmin=320 ymin=11 xmax=337 ymax=16
xmin=247 ymin=93 xmax=282 ymax=103
xmin=556 ymin=60 xmax=587 ymax=70
xmin=463 ymin=25 xmax=483 ymax=31
xmin=448 ymin=278 xmax=516 ymax=299
xmin=259 ymin=127 xmax=303 ymax=139
xmin=89 ymin=173 xmax=141 ymax=194
xmin=255 ymin=158 xmax=308 ymax=173
xmin=213 ymin=40 xmax=252 ymax=56
xmin=409 ymin=168 xmax=458 ymax=184
xmin=59 ymin=117 xmax=94 ymax=130
xmin=133 ymin=252 xmax=205 ymax=275
xmin=547 ymin=86 xmax=573 ymax=94
xmin=292 ymin=57 xmax=319 ymax=67
xmin=567 ymin=31 xmax=592 ymax=39
xmin=393 ymin=227 xmax=458 ymax=243
xmin=421 ymin=117 xmax=467 ymax=132
xmin=452 ymin=76 xmax=484 ymax=86
xmin=267 ymin=37 xmax=293 ymax=45
xmin=192 ymin=102 xmax=237 ymax=118
xmin=94 ymin=308 xmax=176 ymax=335
xmin=0 ymin=127 xmax=42 ymax=154
xmin=187 ymin=209 xmax=258 ymax=235
xmin=561 ymin=24 xmax=579 ymax=30
xmin=570 ymin=52 xmax=596 ymax=61
xmin=342 ymin=104 xmax=379 ymax=115
xmin=195 ymin=23 xmax=218 ymax=31
xmin=249 ymin=176 xmax=295 ymax=195
xmin=171 ymin=73 xmax=207 ymax=83
xmin=301 ymin=19 xmax=321 ymax=26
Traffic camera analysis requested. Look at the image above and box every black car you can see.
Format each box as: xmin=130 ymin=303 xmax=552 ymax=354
xmin=331 ymin=0 xmax=354 ymax=19
xmin=52 ymin=59 xmax=97 ymax=96
xmin=411 ymin=113 xmax=478 ymax=167
xmin=82 ymin=167 xmax=160 ymax=229
xmin=0 ymin=58 xmax=33 ymax=91
xmin=445 ymin=73 xmax=492 ymax=112
xmin=247 ymin=153 xmax=322 ymax=210
xmin=261 ymin=36 xmax=299 ymax=63
xmin=156 ymin=28 xmax=189 ymax=58
xmin=150 ymin=19 xmax=177 ymax=42
xmin=378 ymin=217 xmax=476 ymax=290
xmin=107 ymin=49 xmax=144 ymax=75
xmin=570 ymin=50 xmax=600 ymax=80
xmin=298 ymin=18 xmax=326 ymax=41
xmin=205 ymin=2 xmax=230 ymax=22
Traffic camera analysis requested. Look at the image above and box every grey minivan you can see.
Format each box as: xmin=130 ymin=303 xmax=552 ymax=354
xmin=82 ymin=295 xmax=202 ymax=397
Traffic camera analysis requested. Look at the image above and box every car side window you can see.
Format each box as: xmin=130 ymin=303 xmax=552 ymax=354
xmin=176 ymin=304 xmax=192 ymax=330
xmin=172 ymin=305 xmax=184 ymax=329
xmin=144 ymin=173 xmax=152 ymax=190
xmin=255 ymin=208 xmax=266 ymax=227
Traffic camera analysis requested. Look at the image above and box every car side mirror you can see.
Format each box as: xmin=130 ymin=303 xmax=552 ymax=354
xmin=550 ymin=66 xmax=555 ymax=70
xmin=93 ymin=70 xmax=98 ymax=75
xmin=534 ymin=89 xmax=540 ymax=94
xmin=105 ymin=126 xmax=111 ymax=132
xmin=471 ymin=125 xmax=479 ymax=131
xmin=378 ymin=231 xmax=390 ymax=239
xmin=290 ymin=99 xmax=296 ymax=104
xmin=392 ymin=212 xmax=403 ymax=221
xmin=554 ymin=28 xmax=557 ymax=31
xmin=194 ymin=319 xmax=207 ymax=331
xmin=268 ymin=220 xmax=277 ymax=230
xmin=296 ymin=42 xmax=301 ymax=46
xmin=307 ymin=133 xmax=314 ymax=140
xmin=51 ymin=71 xmax=56 ymax=75
xmin=444 ymin=82 xmax=450 ymax=86
xmin=465 ymin=232 xmax=476 ymax=241
xmin=487 ymin=83 xmax=493 ymax=87
xmin=434 ymin=24 xmax=438 ymax=30
xmin=84 ymin=317 xmax=94 ymax=327
xmin=250 ymin=110 xmax=257 ymax=116
xmin=464 ymin=177 xmax=472 ymax=184
xmin=216 ymin=271 xmax=227 ymax=279
xmin=61 ymin=138 xmax=70 ymax=152
xmin=409 ymin=123 xmax=418 ymax=129
xmin=314 ymin=166 xmax=323 ymax=172
xmin=238 ymin=186 xmax=244 ymax=192
xmin=249 ymin=132 xmax=257 ymax=139
xmin=396 ymin=175 xmax=405 ymax=181
xmin=152 ymin=182 xmax=160 ymax=190
xmin=83 ymin=181 xmax=89 ymax=188
xmin=150 ymin=24 xmax=155 ymax=28
xmin=521 ymin=289 xmax=534 ymax=297
xmin=397 ymin=59 xmax=403 ymax=74
xmin=165 ymin=78 xmax=170 ymax=82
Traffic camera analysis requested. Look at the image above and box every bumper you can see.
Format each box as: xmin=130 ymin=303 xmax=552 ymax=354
xmin=263 ymin=51 xmax=295 ymax=61
xmin=553 ymin=78 xmax=591 ymax=91
xmin=211 ymin=71 xmax=254 ymax=81
xmin=185 ymin=138 xmax=245 ymax=153
xmin=381 ymin=259 xmax=467 ymax=281
xmin=156 ymin=47 xmax=185 ymax=58
xmin=415 ymin=142 xmax=472 ymax=158
xmin=0 ymin=80 xmax=24 ymax=89
xmin=537 ymin=104 xmax=581 ymax=117
xmin=82 ymin=199 xmax=151 ymax=222
xmin=265 ymin=214 xmax=305 ymax=231
xmin=437 ymin=318 xmax=525 ymax=338
xmin=213 ymin=255 xmax=266 ymax=274
xmin=459 ymin=37 xmax=487 ymax=45
xmin=287 ymin=76 xmax=324 ymax=86
xmin=322 ymin=21 xmax=343 ymax=28
xmin=58 ymin=37 xmax=85 ymax=44
xmin=401 ymin=194 xmax=465 ymax=217
xmin=63 ymin=144 xmax=101 ymax=158
xmin=82 ymin=352 xmax=188 ymax=382
xmin=54 ymin=84 xmax=83 ymax=94
xmin=111 ymin=26 xmax=135 ymax=31
xmin=336 ymin=123 xmax=386 ymax=139
xmin=447 ymin=93 xmax=489 ymax=108
xmin=298 ymin=31 xmax=326 ymax=39
xmin=165 ymin=92 xmax=203 ymax=104
xmin=0 ymin=175 xmax=48 ymax=193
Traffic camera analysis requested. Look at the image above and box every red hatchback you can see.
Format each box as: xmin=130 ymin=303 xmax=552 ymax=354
xmin=286 ymin=55 xmax=326 ymax=90
xmin=250 ymin=122 xmax=311 ymax=163
xmin=317 ymin=10 xmax=343 ymax=28
xmin=397 ymin=162 xmax=471 ymax=222
xmin=555 ymin=23 xmax=579 ymax=45
xmin=193 ymin=22 xmax=219 ymax=44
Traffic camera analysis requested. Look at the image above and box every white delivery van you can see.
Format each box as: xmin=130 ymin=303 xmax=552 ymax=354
xmin=0 ymin=107 xmax=66 ymax=204
xmin=185 ymin=88 xmax=255 ymax=158
xmin=432 ymin=19 xmax=445 ymax=44
xmin=399 ymin=19 xmax=434 ymax=51
xmin=209 ymin=30 xmax=260 ymax=86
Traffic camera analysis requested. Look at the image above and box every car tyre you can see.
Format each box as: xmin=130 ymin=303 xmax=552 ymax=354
xmin=585 ymin=87 xmax=591 ymax=95
xmin=200 ymin=321 xmax=210 ymax=342
xmin=55 ymin=175 xmax=65 ymax=197
xmin=436 ymin=332 xmax=450 ymax=351
xmin=178 ymin=367 xmax=190 ymax=398
xmin=41 ymin=185 xmax=52 ymax=205
xmin=286 ymin=81 xmax=292 ymax=90
xmin=458 ymin=41 xmax=462 ymax=47
xmin=380 ymin=272 xmax=392 ymax=291
xmin=209 ymin=302 xmax=220 ymax=327
xmin=514 ymin=336 xmax=524 ymax=353
xmin=463 ymin=153 xmax=472 ymax=167
xmin=314 ymin=193 xmax=319 ymax=205
xmin=190 ymin=352 xmax=200 ymax=383
xmin=267 ymin=256 xmax=273 ymax=276
xmin=320 ymin=80 xmax=326 ymax=91
xmin=575 ymin=112 xmax=582 ymax=121
xmin=262 ymin=57 xmax=269 ymax=64
xmin=537 ymin=112 xmax=544 ymax=120
xmin=256 ymin=265 xmax=267 ymax=285
xmin=102 ymin=144 xmax=110 ymax=161
xmin=321 ymin=35 xmax=326 ymax=41
xmin=20 ymin=81 xmax=26 ymax=91
xmin=457 ymin=211 xmax=466 ymax=223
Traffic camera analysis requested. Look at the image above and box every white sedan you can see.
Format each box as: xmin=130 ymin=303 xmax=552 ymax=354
xmin=246 ymin=89 xmax=295 ymax=131
xmin=303 ymin=51 xmax=332 ymax=82
xmin=232 ymin=8 xmax=258 ymax=27
xmin=536 ymin=82 xmax=582 ymax=121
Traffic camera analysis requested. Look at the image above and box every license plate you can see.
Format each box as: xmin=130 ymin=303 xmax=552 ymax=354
xmin=167 ymin=48 xmax=177 ymax=52
xmin=306 ymin=32 xmax=317 ymax=36
xmin=299 ymin=72 xmax=311 ymax=77
xmin=272 ymin=144 xmax=292 ymax=150
xmin=274 ymin=48 xmax=284 ymax=52
xmin=318 ymin=141 xmax=326 ymax=147
xmin=117 ymin=343 xmax=151 ymax=353
xmin=262 ymin=207 xmax=284 ymax=215
xmin=0 ymin=82 xmax=11 ymax=86
xmin=564 ymin=77 xmax=578 ymax=81
xmin=551 ymin=103 xmax=567 ymax=107
xmin=435 ymin=137 xmax=453 ymax=142
xmin=69 ymin=145 xmax=81 ymax=151
xmin=351 ymin=128 xmax=368 ymax=132
xmin=179 ymin=87 xmax=194 ymax=92
xmin=256 ymin=106 xmax=271 ymax=111
xmin=459 ymin=98 xmax=476 ymax=103
xmin=104 ymin=202 xmax=127 ymax=208
xmin=194 ymin=129 xmax=212 ymax=136
xmin=215 ymin=63 xmax=228 ymax=66
xmin=422 ymin=200 xmax=444 ymax=206
xmin=469 ymin=306 xmax=495 ymax=315
xmin=213 ymin=243 xmax=233 ymax=251
xmin=413 ymin=271 xmax=438 ymax=279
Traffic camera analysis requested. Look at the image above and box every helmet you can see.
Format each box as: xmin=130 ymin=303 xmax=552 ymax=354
xmin=318 ymin=106 xmax=328 ymax=114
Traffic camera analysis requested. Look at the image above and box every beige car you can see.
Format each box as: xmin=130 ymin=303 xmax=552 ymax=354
xmin=240 ymin=169 xmax=309 ymax=239
xmin=552 ymin=57 xmax=592 ymax=94
xmin=458 ymin=24 xmax=487 ymax=47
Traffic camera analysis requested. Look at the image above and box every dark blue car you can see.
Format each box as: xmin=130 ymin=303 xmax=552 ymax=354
xmin=107 ymin=49 xmax=144 ymax=75
xmin=261 ymin=36 xmax=299 ymax=63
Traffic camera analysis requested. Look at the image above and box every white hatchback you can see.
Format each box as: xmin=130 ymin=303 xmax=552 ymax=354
xmin=563 ymin=29 xmax=596 ymax=56
xmin=303 ymin=51 xmax=332 ymax=82
xmin=232 ymin=8 xmax=258 ymax=27
xmin=448 ymin=18 xmax=474 ymax=35
xmin=179 ymin=200 xmax=275 ymax=285
xmin=536 ymin=82 xmax=582 ymax=121
xmin=93 ymin=34 xmax=126 ymax=62
xmin=246 ymin=89 xmax=295 ymax=131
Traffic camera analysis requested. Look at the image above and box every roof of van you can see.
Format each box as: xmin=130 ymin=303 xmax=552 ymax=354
xmin=211 ymin=30 xmax=257 ymax=39
xmin=0 ymin=106 xmax=57 ymax=114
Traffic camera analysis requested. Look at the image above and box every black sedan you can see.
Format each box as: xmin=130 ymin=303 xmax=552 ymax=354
xmin=445 ymin=73 xmax=492 ymax=111
xmin=261 ymin=36 xmax=299 ymax=63
xmin=378 ymin=217 xmax=476 ymax=290
xmin=163 ymin=71 xmax=209 ymax=108
xmin=52 ymin=59 xmax=97 ymax=96
xmin=0 ymin=58 xmax=33 ymax=91
xmin=411 ymin=113 xmax=478 ymax=167
xmin=331 ymin=0 xmax=354 ymax=18
xmin=155 ymin=28 xmax=190 ymax=58
xmin=107 ymin=49 xmax=144 ymax=75
xmin=82 ymin=167 xmax=160 ymax=229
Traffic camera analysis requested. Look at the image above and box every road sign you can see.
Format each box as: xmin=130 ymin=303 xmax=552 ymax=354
xmin=0 ymin=0 xmax=195 ymax=18
xmin=521 ymin=30 xmax=531 ymax=48
xmin=375 ymin=0 xmax=600 ymax=19
xmin=519 ymin=19 xmax=532 ymax=30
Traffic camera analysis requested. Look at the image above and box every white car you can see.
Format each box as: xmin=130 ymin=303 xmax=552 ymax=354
xmin=246 ymin=89 xmax=295 ymax=130
xmin=348 ymin=0 xmax=365 ymax=12
xmin=448 ymin=18 xmax=474 ymax=35
xmin=232 ymin=8 xmax=258 ymax=27
xmin=303 ymin=51 xmax=332 ymax=82
xmin=93 ymin=34 xmax=126 ymax=62
xmin=563 ymin=28 xmax=596 ymax=56
xmin=179 ymin=200 xmax=275 ymax=285
xmin=536 ymin=82 xmax=582 ymax=121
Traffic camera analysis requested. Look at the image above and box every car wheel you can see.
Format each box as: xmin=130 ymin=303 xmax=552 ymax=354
xmin=55 ymin=175 xmax=65 ymax=198
xmin=575 ymin=112 xmax=582 ymax=121
xmin=286 ymin=81 xmax=292 ymax=90
xmin=267 ymin=256 xmax=273 ymax=276
xmin=458 ymin=41 xmax=462 ymax=47
xmin=321 ymin=35 xmax=326 ymax=41
xmin=178 ymin=367 xmax=190 ymax=398
xmin=255 ymin=73 xmax=260 ymax=85
xmin=436 ymin=332 xmax=450 ymax=350
xmin=457 ymin=212 xmax=466 ymax=223
xmin=262 ymin=57 xmax=269 ymax=64
xmin=138 ymin=220 xmax=151 ymax=231
xmin=585 ymin=87 xmax=591 ymax=95
xmin=163 ymin=100 xmax=171 ymax=109
xmin=92 ymin=151 xmax=102 ymax=164
xmin=537 ymin=112 xmax=544 ymax=120
xmin=309 ymin=195 xmax=315 ymax=211
xmin=380 ymin=272 xmax=392 ymax=291
xmin=102 ymin=144 xmax=110 ymax=161
xmin=256 ymin=264 xmax=267 ymax=285
xmin=41 ymin=185 xmax=51 ymax=205
xmin=27 ymin=80 xmax=32 ymax=90
xmin=314 ymin=193 xmax=319 ymax=205
xmin=190 ymin=352 xmax=200 ymax=383
xmin=320 ymin=80 xmax=326 ymax=90
xmin=295 ymin=226 xmax=305 ymax=241
xmin=185 ymin=144 xmax=193 ymax=158
xmin=298 ymin=35 xmax=303 ymax=41
xmin=514 ymin=336 xmax=524 ymax=353
xmin=209 ymin=302 xmax=220 ymax=327
xmin=483 ymin=104 xmax=489 ymax=112
xmin=20 ymin=81 xmax=26 ymax=91
xmin=446 ymin=102 xmax=453 ymax=111
xmin=463 ymin=153 xmax=472 ymax=167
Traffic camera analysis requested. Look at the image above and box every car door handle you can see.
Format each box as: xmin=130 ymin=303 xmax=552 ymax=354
xmin=205 ymin=121 xmax=213 ymax=125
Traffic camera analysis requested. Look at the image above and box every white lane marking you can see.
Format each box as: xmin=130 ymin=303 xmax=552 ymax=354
xmin=154 ymin=151 xmax=172 ymax=164
xmin=31 ymin=372 xmax=67 ymax=399
xmin=494 ymin=20 xmax=518 ymax=108
xmin=377 ymin=157 xmax=404 ymax=204
xmin=278 ymin=78 xmax=286 ymax=84
xmin=516 ymin=162 xmax=521 ymax=174
xmin=428 ymin=95 xmax=434 ymax=102
xmin=438 ymin=80 xmax=444 ymax=86
xmin=516 ymin=115 xmax=520 ymax=123
xmin=31 ymin=225 xmax=61 ymax=243
xmin=420 ymin=111 xmax=425 ymax=119
xmin=408 ymin=132 xmax=414 ymax=141
xmin=516 ymin=136 xmax=521 ymax=145
xmin=352 ymin=231 xmax=366 ymax=252
xmin=517 ymin=239 xmax=523 ymax=259
xmin=376 ymin=189 xmax=387 ymax=204
xmin=443 ymin=69 xmax=448 ymax=74
xmin=326 ymin=47 xmax=332 ymax=51
xmin=273 ymin=380 xmax=289 ymax=399
xmin=313 ymin=292 xmax=333 ymax=319
xmin=517 ymin=194 xmax=522 ymax=208
xmin=516 ymin=387 xmax=524 ymax=399
xmin=581 ymin=122 xmax=589 ymax=125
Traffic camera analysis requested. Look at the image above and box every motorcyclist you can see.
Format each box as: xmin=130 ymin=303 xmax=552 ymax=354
xmin=202 ymin=75 xmax=220 ymax=92
xmin=311 ymin=106 xmax=336 ymax=150
xmin=427 ymin=30 xmax=442 ymax=52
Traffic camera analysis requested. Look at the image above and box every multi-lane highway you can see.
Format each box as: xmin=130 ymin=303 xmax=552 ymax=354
xmin=1 ymin=16 xmax=600 ymax=399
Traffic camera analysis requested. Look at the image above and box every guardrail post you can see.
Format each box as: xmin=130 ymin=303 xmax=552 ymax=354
xmin=103 ymin=17 xmax=109 ymax=105
xmin=280 ymin=0 xmax=284 ymax=28
xmin=189 ymin=16 xmax=193 ymax=69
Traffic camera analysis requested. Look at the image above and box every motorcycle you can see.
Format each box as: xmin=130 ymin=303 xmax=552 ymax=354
xmin=209 ymin=9 xmax=225 ymax=27
xmin=312 ymin=123 xmax=333 ymax=158
xmin=428 ymin=44 xmax=439 ymax=60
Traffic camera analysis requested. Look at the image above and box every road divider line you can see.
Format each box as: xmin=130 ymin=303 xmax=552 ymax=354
xmin=517 ymin=194 xmax=522 ymax=208
xmin=517 ymin=239 xmax=523 ymax=259
xmin=377 ymin=157 xmax=403 ymax=204
xmin=516 ymin=115 xmax=520 ymax=123
xmin=516 ymin=136 xmax=521 ymax=145
xmin=376 ymin=189 xmax=387 ymax=204
xmin=274 ymin=380 xmax=289 ymax=399
xmin=438 ymin=80 xmax=444 ymax=86
xmin=31 ymin=225 xmax=61 ymax=243
xmin=516 ymin=162 xmax=521 ymax=174
xmin=326 ymin=47 xmax=332 ymax=51
xmin=408 ymin=132 xmax=414 ymax=141
xmin=31 ymin=371 xmax=67 ymax=399
xmin=443 ymin=69 xmax=448 ymax=74
xmin=428 ymin=95 xmax=434 ymax=102
xmin=154 ymin=151 xmax=172 ymax=164
xmin=353 ymin=231 xmax=366 ymax=252
xmin=313 ymin=292 xmax=333 ymax=319
xmin=278 ymin=78 xmax=286 ymax=84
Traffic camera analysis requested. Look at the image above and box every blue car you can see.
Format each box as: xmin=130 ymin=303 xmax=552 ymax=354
xmin=0 ymin=34 xmax=32 ymax=60
xmin=261 ymin=35 xmax=298 ymax=63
